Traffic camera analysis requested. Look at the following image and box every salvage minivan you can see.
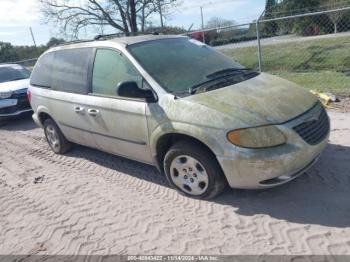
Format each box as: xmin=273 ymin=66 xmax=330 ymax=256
xmin=28 ymin=35 xmax=330 ymax=199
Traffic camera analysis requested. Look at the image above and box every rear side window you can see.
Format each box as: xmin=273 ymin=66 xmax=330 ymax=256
xmin=52 ymin=48 xmax=94 ymax=94
xmin=30 ymin=52 xmax=55 ymax=88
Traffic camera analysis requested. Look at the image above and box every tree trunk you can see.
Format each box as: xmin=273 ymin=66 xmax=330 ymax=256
xmin=129 ymin=0 xmax=138 ymax=33
xmin=334 ymin=22 xmax=338 ymax=34
xmin=158 ymin=0 xmax=164 ymax=28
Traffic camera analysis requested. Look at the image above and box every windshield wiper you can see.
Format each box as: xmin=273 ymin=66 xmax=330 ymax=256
xmin=189 ymin=68 xmax=258 ymax=95
xmin=189 ymin=76 xmax=236 ymax=95
xmin=206 ymin=68 xmax=253 ymax=79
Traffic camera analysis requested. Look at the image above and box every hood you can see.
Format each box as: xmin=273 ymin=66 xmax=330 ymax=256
xmin=0 ymin=79 xmax=30 ymax=92
xmin=184 ymin=73 xmax=318 ymax=129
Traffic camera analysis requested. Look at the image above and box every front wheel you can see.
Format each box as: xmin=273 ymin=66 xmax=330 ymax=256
xmin=44 ymin=118 xmax=72 ymax=154
xmin=164 ymin=141 xmax=227 ymax=199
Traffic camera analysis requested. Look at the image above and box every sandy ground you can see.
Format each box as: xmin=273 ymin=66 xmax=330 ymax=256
xmin=0 ymin=111 xmax=349 ymax=255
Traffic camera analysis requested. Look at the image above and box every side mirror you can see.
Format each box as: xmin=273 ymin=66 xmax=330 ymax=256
xmin=116 ymin=81 xmax=156 ymax=102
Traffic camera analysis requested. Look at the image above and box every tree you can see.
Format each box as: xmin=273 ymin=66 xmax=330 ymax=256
xmin=265 ymin=0 xmax=277 ymax=15
xmin=262 ymin=0 xmax=280 ymax=36
xmin=280 ymin=0 xmax=321 ymax=14
xmin=206 ymin=17 xmax=235 ymax=29
xmin=203 ymin=17 xmax=236 ymax=45
xmin=0 ymin=42 xmax=48 ymax=63
xmin=322 ymin=0 xmax=350 ymax=33
xmin=40 ymin=0 xmax=179 ymax=38
xmin=0 ymin=42 xmax=19 ymax=63
xmin=144 ymin=25 xmax=186 ymax=34
xmin=46 ymin=37 xmax=65 ymax=47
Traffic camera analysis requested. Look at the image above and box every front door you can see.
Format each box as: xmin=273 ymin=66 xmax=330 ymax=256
xmin=84 ymin=48 xmax=152 ymax=164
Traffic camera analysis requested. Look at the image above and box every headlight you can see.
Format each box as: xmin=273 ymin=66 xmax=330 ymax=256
xmin=0 ymin=91 xmax=13 ymax=99
xmin=227 ymin=126 xmax=286 ymax=149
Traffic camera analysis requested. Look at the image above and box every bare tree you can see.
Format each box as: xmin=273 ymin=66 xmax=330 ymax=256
xmin=206 ymin=17 xmax=235 ymax=29
xmin=40 ymin=0 xmax=179 ymax=38
xmin=323 ymin=0 xmax=350 ymax=33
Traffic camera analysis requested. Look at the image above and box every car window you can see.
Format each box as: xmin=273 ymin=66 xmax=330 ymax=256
xmin=128 ymin=38 xmax=250 ymax=95
xmin=52 ymin=48 xmax=94 ymax=94
xmin=0 ymin=65 xmax=30 ymax=83
xmin=30 ymin=52 xmax=55 ymax=88
xmin=92 ymin=49 xmax=142 ymax=97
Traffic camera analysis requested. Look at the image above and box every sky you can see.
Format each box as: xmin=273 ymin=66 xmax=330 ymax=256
xmin=0 ymin=0 xmax=266 ymax=46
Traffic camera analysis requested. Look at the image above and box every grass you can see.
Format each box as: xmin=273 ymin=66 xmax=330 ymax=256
xmin=221 ymin=35 xmax=350 ymax=96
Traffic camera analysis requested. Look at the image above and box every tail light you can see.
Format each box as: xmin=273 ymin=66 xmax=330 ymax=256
xmin=27 ymin=89 xmax=32 ymax=103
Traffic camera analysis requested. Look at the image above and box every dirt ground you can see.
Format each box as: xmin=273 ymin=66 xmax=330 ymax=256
xmin=0 ymin=111 xmax=349 ymax=255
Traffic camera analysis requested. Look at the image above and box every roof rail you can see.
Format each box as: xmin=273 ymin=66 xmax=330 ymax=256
xmin=54 ymin=39 xmax=95 ymax=47
xmin=94 ymin=31 xmax=161 ymax=40
xmin=54 ymin=32 xmax=162 ymax=47
xmin=94 ymin=33 xmax=127 ymax=40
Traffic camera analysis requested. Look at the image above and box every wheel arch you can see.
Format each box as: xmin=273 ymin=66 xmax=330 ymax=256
xmin=153 ymin=131 xmax=224 ymax=174
xmin=35 ymin=105 xmax=54 ymax=127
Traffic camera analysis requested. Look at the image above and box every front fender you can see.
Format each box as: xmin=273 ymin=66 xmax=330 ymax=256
xmin=149 ymin=121 xmax=229 ymax=158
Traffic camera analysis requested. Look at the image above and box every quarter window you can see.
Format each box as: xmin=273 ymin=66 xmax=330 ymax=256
xmin=92 ymin=49 xmax=142 ymax=96
xmin=30 ymin=52 xmax=55 ymax=88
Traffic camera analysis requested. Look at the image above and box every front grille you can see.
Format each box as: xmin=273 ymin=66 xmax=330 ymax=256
xmin=0 ymin=92 xmax=31 ymax=115
xmin=11 ymin=92 xmax=27 ymax=100
xmin=293 ymin=105 xmax=330 ymax=145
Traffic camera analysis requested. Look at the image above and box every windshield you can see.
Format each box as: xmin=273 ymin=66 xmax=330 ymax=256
xmin=128 ymin=38 xmax=258 ymax=95
xmin=0 ymin=65 xmax=30 ymax=83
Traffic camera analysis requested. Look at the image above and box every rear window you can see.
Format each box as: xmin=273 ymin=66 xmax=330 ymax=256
xmin=30 ymin=48 xmax=94 ymax=94
xmin=0 ymin=65 xmax=30 ymax=83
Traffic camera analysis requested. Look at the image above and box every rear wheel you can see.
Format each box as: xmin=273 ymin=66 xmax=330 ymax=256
xmin=164 ymin=141 xmax=227 ymax=199
xmin=44 ymin=118 xmax=72 ymax=154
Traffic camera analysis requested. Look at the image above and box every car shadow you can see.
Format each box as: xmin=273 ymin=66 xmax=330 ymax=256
xmin=0 ymin=113 xmax=37 ymax=131
xmin=214 ymin=143 xmax=350 ymax=228
xmin=67 ymin=142 xmax=350 ymax=228
xmin=66 ymin=145 xmax=169 ymax=187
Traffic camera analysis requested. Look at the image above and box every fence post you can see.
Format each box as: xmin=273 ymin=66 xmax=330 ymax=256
xmin=256 ymin=10 xmax=265 ymax=72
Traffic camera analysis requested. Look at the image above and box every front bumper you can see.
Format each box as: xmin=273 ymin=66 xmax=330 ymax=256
xmin=217 ymin=103 xmax=330 ymax=189
xmin=0 ymin=98 xmax=32 ymax=119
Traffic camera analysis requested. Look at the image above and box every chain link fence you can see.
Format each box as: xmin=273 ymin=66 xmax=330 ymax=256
xmin=5 ymin=7 xmax=350 ymax=97
xmin=187 ymin=6 xmax=350 ymax=97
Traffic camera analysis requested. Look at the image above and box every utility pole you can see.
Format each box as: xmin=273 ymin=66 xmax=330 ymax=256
xmin=29 ymin=27 xmax=37 ymax=47
xmin=200 ymin=6 xmax=205 ymax=43
xmin=158 ymin=0 xmax=164 ymax=28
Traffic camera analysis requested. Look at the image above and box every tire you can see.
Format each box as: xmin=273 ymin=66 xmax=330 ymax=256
xmin=164 ymin=140 xmax=227 ymax=199
xmin=44 ymin=118 xmax=72 ymax=154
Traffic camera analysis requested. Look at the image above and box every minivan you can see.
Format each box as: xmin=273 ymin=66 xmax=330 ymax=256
xmin=28 ymin=35 xmax=330 ymax=199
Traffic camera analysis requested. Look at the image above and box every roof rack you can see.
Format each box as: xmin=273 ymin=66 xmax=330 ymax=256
xmin=94 ymin=33 xmax=127 ymax=40
xmin=54 ymin=39 xmax=96 ymax=47
xmin=54 ymin=32 xmax=162 ymax=47
xmin=94 ymin=31 xmax=160 ymax=40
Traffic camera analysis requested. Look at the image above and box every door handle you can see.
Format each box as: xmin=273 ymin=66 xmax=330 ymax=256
xmin=74 ymin=106 xmax=85 ymax=114
xmin=87 ymin=109 xmax=100 ymax=117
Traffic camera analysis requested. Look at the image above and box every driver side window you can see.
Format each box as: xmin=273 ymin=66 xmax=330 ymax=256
xmin=92 ymin=49 xmax=142 ymax=96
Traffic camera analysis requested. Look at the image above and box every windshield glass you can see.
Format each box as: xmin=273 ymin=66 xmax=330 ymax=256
xmin=128 ymin=38 xmax=257 ymax=95
xmin=0 ymin=65 xmax=30 ymax=83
